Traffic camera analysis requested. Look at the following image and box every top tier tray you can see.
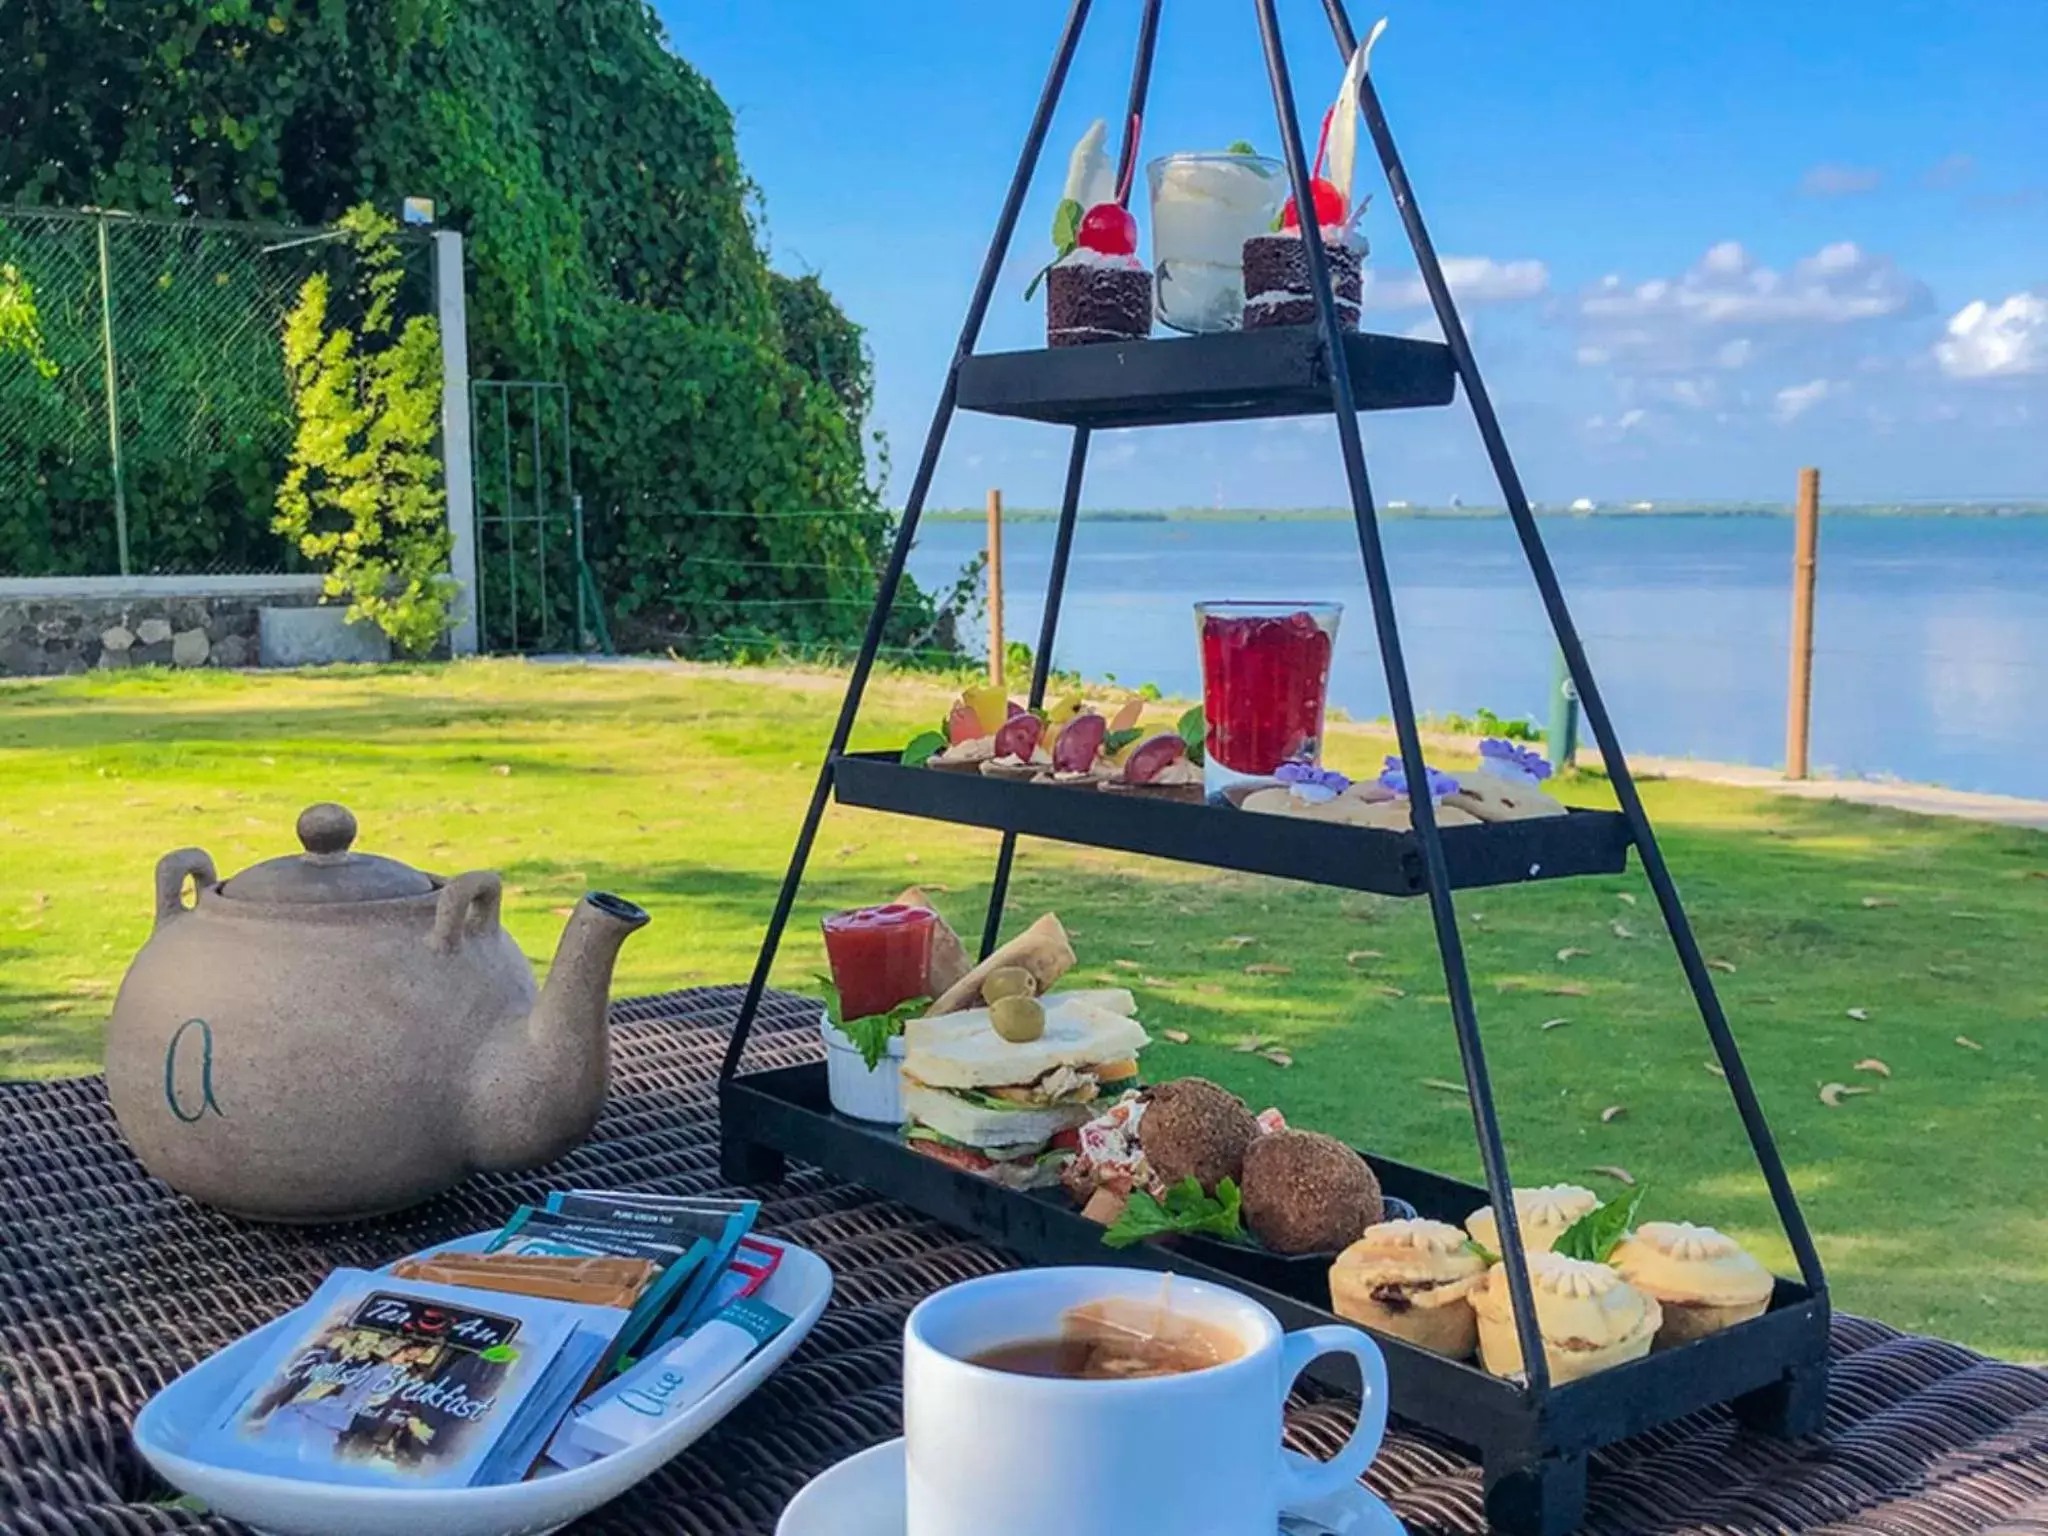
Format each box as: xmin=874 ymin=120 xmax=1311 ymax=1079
xmin=955 ymin=328 xmax=1457 ymax=429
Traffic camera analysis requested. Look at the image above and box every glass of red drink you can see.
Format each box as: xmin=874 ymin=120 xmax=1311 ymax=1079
xmin=1195 ymin=601 xmax=1342 ymax=793
xmin=821 ymin=903 xmax=936 ymax=1021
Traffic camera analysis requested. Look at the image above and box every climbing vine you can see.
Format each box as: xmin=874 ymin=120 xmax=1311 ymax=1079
xmin=275 ymin=206 xmax=453 ymax=653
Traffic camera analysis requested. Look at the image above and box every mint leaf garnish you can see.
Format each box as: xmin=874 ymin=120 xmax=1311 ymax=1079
xmin=1227 ymin=139 xmax=1258 ymax=156
xmin=821 ymin=977 xmax=934 ymax=1072
xmin=1103 ymin=1176 xmax=1243 ymax=1250
xmin=478 ymin=1344 xmax=518 ymax=1363
xmin=1552 ymin=1185 xmax=1646 ymax=1264
xmin=1175 ymin=705 xmax=1206 ymax=766
xmin=1102 ymin=727 xmax=1143 ymax=756
xmin=1052 ymin=196 xmax=1083 ymax=254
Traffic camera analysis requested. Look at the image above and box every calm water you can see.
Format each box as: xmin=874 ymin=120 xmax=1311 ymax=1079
xmin=906 ymin=515 xmax=2048 ymax=801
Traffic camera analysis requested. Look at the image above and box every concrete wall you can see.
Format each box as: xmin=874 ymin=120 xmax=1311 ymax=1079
xmin=0 ymin=575 xmax=327 ymax=676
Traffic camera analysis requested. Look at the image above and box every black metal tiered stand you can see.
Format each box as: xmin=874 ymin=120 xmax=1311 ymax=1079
xmin=718 ymin=4 xmax=1830 ymax=1531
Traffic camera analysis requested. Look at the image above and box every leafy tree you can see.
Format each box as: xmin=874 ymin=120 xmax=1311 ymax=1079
xmin=0 ymin=0 xmax=939 ymax=650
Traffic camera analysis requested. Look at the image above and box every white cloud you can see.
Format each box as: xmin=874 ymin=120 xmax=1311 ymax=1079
xmin=1772 ymin=379 xmax=1838 ymax=422
xmin=1799 ymin=163 xmax=1882 ymax=197
xmin=1367 ymin=256 xmax=1549 ymax=309
xmin=1571 ymin=241 xmax=1930 ymax=374
xmin=1934 ymin=292 xmax=2048 ymax=378
xmin=1924 ymin=153 xmax=1975 ymax=189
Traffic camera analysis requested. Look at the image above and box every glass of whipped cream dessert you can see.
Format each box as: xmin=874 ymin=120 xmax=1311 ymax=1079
xmin=1146 ymin=151 xmax=1287 ymax=334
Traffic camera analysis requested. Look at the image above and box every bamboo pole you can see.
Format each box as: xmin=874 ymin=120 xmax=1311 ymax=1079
xmin=986 ymin=487 xmax=1005 ymax=688
xmin=95 ymin=215 xmax=130 ymax=576
xmin=1785 ymin=467 xmax=1821 ymax=780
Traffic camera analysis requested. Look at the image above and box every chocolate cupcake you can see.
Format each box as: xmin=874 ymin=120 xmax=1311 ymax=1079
xmin=1242 ymin=230 xmax=1361 ymax=330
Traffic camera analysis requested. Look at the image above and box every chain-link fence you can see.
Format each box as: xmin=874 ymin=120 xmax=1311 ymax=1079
xmin=0 ymin=208 xmax=433 ymax=578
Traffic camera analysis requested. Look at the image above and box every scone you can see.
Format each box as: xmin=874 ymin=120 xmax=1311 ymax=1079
xmin=1340 ymin=798 xmax=1482 ymax=831
xmin=1330 ymin=1219 xmax=1488 ymax=1357
xmin=1610 ymin=1221 xmax=1774 ymax=1346
xmin=1465 ymin=1184 xmax=1599 ymax=1257
xmin=1471 ymin=1251 xmax=1661 ymax=1384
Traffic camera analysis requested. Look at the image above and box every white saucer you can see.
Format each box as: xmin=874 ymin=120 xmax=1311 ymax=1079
xmin=776 ymin=1439 xmax=1405 ymax=1536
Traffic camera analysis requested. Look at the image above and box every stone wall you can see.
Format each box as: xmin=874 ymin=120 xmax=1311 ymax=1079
xmin=0 ymin=577 xmax=327 ymax=676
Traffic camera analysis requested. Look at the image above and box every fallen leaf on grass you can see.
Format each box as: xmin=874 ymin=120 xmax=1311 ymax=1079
xmin=1113 ymin=959 xmax=1141 ymax=971
xmin=1859 ymin=896 xmax=1898 ymax=909
xmin=1243 ymin=963 xmax=1293 ymax=977
xmin=1706 ymin=958 xmax=1738 ymax=974
xmin=1232 ymin=1036 xmax=1277 ymax=1053
xmin=903 ymin=853 xmax=920 ymax=866
xmin=1375 ymin=985 xmax=1407 ymax=999
xmin=1616 ymin=892 xmax=1637 ymax=906
xmin=1610 ymin=921 xmax=1635 ymax=940
xmin=1819 ymin=1082 xmax=1871 ymax=1107
xmin=1589 ymin=1165 xmax=1636 ymax=1185
xmin=1854 ymin=1058 xmax=1891 ymax=1077
xmin=1195 ymin=982 xmax=1224 ymax=995
xmin=1160 ymin=1029 xmax=1191 ymax=1045
xmin=1540 ymin=1017 xmax=1570 ymax=1031
xmin=1600 ymin=1105 xmax=1627 ymax=1123
xmin=1845 ymin=1007 xmax=1870 ymax=1021
xmin=1926 ymin=963 xmax=1972 ymax=979
xmin=1346 ymin=949 xmax=1386 ymax=966
xmin=550 ymin=906 xmax=575 ymax=918
xmin=491 ymin=764 xmax=512 ymax=776
xmin=1140 ymin=975 xmax=1172 ymax=987
xmin=1956 ymin=1035 xmax=1983 ymax=1051
xmin=1126 ymin=938 xmax=1156 ymax=948
xmin=1468 ymin=912 xmax=1487 ymax=925
xmin=1546 ymin=983 xmax=1592 ymax=997
xmin=1422 ymin=1078 xmax=1469 ymax=1096
xmin=1220 ymin=934 xmax=1259 ymax=949
xmin=1260 ymin=1050 xmax=1294 ymax=1068
xmin=1557 ymin=947 xmax=1592 ymax=962
xmin=1704 ymin=1062 xmax=1727 ymax=1078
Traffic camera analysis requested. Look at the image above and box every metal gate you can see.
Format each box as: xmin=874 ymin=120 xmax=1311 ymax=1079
xmin=468 ymin=379 xmax=610 ymax=654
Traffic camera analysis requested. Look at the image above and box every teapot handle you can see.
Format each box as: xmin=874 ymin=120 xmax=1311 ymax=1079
xmin=432 ymin=871 xmax=503 ymax=953
xmin=155 ymin=849 xmax=218 ymax=928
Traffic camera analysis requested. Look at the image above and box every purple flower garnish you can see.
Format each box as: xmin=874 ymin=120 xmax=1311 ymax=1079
xmin=1275 ymin=762 xmax=1352 ymax=794
xmin=1379 ymin=755 xmax=1461 ymax=800
xmin=1480 ymin=738 xmax=1552 ymax=782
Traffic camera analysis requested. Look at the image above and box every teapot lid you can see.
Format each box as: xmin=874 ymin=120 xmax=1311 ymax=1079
xmin=220 ymin=804 xmax=436 ymax=904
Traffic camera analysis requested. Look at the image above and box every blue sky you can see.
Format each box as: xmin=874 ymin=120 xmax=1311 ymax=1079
xmin=662 ymin=1 xmax=2047 ymax=509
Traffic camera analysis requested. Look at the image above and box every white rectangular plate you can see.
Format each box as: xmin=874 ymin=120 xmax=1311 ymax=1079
xmin=133 ymin=1231 xmax=833 ymax=1536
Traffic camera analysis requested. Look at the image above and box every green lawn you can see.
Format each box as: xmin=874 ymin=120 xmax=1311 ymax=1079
xmin=2 ymin=660 xmax=2044 ymax=1358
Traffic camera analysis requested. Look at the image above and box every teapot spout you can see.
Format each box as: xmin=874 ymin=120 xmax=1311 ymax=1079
xmin=464 ymin=892 xmax=649 ymax=1174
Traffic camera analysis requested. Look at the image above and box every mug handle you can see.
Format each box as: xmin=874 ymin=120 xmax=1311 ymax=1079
xmin=1273 ymin=1326 xmax=1390 ymax=1511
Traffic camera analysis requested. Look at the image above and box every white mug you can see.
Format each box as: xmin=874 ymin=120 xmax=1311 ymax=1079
xmin=904 ymin=1267 xmax=1388 ymax=1536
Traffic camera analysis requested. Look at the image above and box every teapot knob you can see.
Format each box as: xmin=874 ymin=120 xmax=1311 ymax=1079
xmin=298 ymin=803 xmax=358 ymax=859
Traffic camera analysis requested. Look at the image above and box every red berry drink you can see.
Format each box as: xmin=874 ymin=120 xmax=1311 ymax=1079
xmin=1195 ymin=602 xmax=1342 ymax=789
xmin=821 ymin=903 xmax=936 ymax=1022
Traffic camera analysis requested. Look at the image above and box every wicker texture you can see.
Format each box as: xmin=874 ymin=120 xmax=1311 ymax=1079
xmin=2 ymin=988 xmax=2045 ymax=1535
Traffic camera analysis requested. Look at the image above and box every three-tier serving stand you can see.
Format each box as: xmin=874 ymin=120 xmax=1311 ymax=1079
xmin=716 ymin=5 xmax=1830 ymax=1530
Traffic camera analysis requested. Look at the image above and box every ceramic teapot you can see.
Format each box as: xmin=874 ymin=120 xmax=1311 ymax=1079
xmin=104 ymin=803 xmax=649 ymax=1222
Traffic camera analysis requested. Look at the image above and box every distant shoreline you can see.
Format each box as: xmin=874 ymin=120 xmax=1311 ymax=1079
xmin=922 ymin=502 xmax=2048 ymax=524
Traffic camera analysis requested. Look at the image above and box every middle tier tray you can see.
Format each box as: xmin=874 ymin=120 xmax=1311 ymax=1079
xmin=832 ymin=751 xmax=1631 ymax=896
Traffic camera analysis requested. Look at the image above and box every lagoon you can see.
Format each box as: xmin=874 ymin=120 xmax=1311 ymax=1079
xmin=907 ymin=514 xmax=2048 ymax=800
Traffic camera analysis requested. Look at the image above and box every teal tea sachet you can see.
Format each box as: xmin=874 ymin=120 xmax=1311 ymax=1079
xmin=188 ymin=1270 xmax=624 ymax=1489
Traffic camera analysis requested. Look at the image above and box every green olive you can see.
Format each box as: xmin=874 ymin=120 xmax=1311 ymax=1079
xmin=980 ymin=965 xmax=1039 ymax=1005
xmin=990 ymin=994 xmax=1047 ymax=1044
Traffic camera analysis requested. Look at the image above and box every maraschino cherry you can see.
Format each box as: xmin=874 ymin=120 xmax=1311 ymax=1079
xmin=1280 ymin=177 xmax=1347 ymax=232
xmin=1076 ymin=201 xmax=1137 ymax=256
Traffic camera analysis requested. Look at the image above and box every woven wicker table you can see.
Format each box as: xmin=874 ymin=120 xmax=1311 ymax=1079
xmin=4 ymin=988 xmax=2046 ymax=1535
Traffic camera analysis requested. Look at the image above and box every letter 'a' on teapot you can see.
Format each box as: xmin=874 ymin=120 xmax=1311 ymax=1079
xmin=103 ymin=802 xmax=649 ymax=1223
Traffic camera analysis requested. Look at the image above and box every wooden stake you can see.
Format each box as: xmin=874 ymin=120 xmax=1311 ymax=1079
xmin=1786 ymin=467 xmax=1820 ymax=780
xmin=986 ymin=488 xmax=1005 ymax=688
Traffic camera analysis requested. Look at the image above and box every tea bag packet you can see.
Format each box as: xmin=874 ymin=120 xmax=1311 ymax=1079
xmin=544 ymin=1296 xmax=793 ymax=1470
xmin=390 ymin=1253 xmax=656 ymax=1311
xmin=487 ymin=1208 xmax=710 ymax=1369
xmin=698 ymin=1236 xmax=784 ymax=1318
xmin=188 ymin=1270 xmax=624 ymax=1490
xmin=545 ymin=1191 xmax=761 ymax=1344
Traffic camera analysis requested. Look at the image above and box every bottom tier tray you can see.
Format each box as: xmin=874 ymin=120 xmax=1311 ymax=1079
xmin=721 ymin=1062 xmax=1830 ymax=1536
